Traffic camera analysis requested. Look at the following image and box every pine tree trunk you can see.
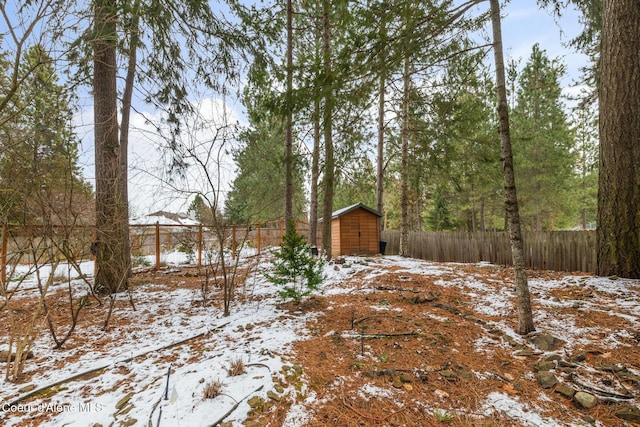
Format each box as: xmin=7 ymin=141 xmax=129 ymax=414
xmin=376 ymin=68 xmax=385 ymax=227
xmin=398 ymin=56 xmax=410 ymax=257
xmin=93 ymin=0 xmax=130 ymax=294
xmin=321 ymin=0 xmax=334 ymax=259
xmin=490 ymin=0 xmax=534 ymax=334
xmin=119 ymin=5 xmax=139 ymax=280
xmin=376 ymin=15 xmax=386 ymax=232
xmin=309 ymin=98 xmax=320 ymax=247
xmin=309 ymin=13 xmax=322 ymax=248
xmin=284 ymin=0 xmax=294 ymax=234
xmin=597 ymin=0 xmax=640 ymax=278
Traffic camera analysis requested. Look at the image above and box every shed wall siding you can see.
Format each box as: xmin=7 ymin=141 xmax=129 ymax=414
xmin=338 ymin=209 xmax=379 ymax=255
xmin=331 ymin=219 xmax=342 ymax=255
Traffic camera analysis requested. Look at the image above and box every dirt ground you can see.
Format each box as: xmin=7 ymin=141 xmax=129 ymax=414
xmin=1 ymin=256 xmax=639 ymax=426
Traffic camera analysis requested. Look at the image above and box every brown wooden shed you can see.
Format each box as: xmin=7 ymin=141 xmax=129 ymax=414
xmin=320 ymin=203 xmax=382 ymax=256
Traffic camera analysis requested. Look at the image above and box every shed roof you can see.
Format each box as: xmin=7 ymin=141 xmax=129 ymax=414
xmin=319 ymin=203 xmax=382 ymax=222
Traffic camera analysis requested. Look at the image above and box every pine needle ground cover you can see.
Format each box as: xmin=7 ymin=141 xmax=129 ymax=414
xmin=0 ymin=253 xmax=638 ymax=426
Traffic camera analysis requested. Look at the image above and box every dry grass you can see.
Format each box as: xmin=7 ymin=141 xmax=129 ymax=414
xmin=227 ymin=357 xmax=246 ymax=377
xmin=202 ymin=378 xmax=225 ymax=400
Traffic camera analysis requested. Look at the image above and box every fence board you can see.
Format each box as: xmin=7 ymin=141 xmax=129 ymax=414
xmin=381 ymin=230 xmax=596 ymax=273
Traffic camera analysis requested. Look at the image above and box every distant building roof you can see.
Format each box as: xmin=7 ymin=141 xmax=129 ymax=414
xmin=130 ymin=211 xmax=200 ymax=226
xmin=319 ymin=203 xmax=382 ymax=222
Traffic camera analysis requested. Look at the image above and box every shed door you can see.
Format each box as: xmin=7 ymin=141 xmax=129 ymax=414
xmin=348 ymin=214 xmax=362 ymax=253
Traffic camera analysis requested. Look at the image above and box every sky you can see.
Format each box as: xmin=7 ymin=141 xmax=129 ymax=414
xmin=497 ymin=0 xmax=587 ymax=95
xmin=70 ymin=0 xmax=589 ymax=218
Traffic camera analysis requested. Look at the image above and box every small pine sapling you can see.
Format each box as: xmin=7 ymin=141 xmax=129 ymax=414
xmin=265 ymin=230 xmax=325 ymax=301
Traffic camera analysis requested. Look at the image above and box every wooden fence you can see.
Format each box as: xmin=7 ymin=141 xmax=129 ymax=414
xmin=1 ymin=222 xmax=597 ymax=284
xmin=0 ymin=220 xmax=312 ymax=285
xmin=381 ymin=230 xmax=596 ymax=273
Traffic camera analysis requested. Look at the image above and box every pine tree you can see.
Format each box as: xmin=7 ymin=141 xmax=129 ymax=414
xmin=0 ymin=46 xmax=91 ymax=225
xmin=333 ymin=156 xmax=377 ymax=209
xmin=426 ymin=187 xmax=456 ymax=231
xmin=265 ymin=229 xmax=325 ymax=301
xmin=511 ymin=44 xmax=575 ymax=231
xmin=572 ymin=104 xmax=598 ymax=229
xmin=225 ymin=64 xmax=306 ymax=225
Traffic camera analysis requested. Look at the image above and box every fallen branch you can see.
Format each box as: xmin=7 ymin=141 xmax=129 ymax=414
xmin=148 ymin=396 xmax=162 ymax=426
xmin=354 ymin=314 xmax=415 ymax=326
xmin=569 ymin=373 xmax=634 ymax=400
xmin=344 ymin=331 xmax=423 ymax=339
xmin=209 ymin=385 xmax=264 ymax=427
xmin=374 ymin=285 xmax=421 ymax=293
xmin=432 ymin=303 xmax=462 ymax=315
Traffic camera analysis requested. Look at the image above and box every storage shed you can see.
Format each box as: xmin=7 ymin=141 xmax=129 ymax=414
xmin=320 ymin=203 xmax=382 ymax=256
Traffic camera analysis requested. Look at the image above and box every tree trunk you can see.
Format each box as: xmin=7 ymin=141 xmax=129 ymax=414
xmin=93 ymin=0 xmax=130 ymax=294
xmin=119 ymin=4 xmax=139 ymax=280
xmin=398 ymin=56 xmax=410 ymax=257
xmin=597 ymin=0 xmax=640 ymax=278
xmin=376 ymin=14 xmax=386 ymax=232
xmin=309 ymin=98 xmax=320 ymax=247
xmin=309 ymin=13 xmax=321 ymax=248
xmin=284 ymin=0 xmax=294 ymax=234
xmin=470 ymin=184 xmax=477 ymax=232
xmin=490 ymin=0 xmax=534 ymax=334
xmin=321 ymin=0 xmax=334 ymax=259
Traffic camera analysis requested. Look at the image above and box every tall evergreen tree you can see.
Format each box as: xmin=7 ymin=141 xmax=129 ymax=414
xmin=511 ymin=44 xmax=575 ymax=231
xmin=333 ymin=156 xmax=376 ymax=209
xmin=537 ymin=1 xmax=640 ymax=277
xmin=225 ymin=114 xmax=306 ymax=224
xmin=225 ymin=64 xmax=306 ymax=225
xmin=572 ymin=103 xmax=598 ymax=229
xmin=0 ymin=46 xmax=91 ymax=224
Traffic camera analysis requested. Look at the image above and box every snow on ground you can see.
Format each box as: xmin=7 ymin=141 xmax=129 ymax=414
xmin=1 ymin=253 xmax=638 ymax=426
xmin=0 ymin=249 xmax=358 ymax=426
xmin=483 ymin=392 xmax=559 ymax=427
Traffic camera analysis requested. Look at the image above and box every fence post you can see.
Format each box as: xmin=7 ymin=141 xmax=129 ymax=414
xmin=155 ymin=222 xmax=160 ymax=270
xmin=232 ymin=224 xmax=237 ymax=259
xmin=280 ymin=220 xmax=284 ymax=242
xmin=257 ymin=222 xmax=261 ymax=255
xmin=197 ymin=224 xmax=203 ymax=268
xmin=1 ymin=222 xmax=7 ymax=287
